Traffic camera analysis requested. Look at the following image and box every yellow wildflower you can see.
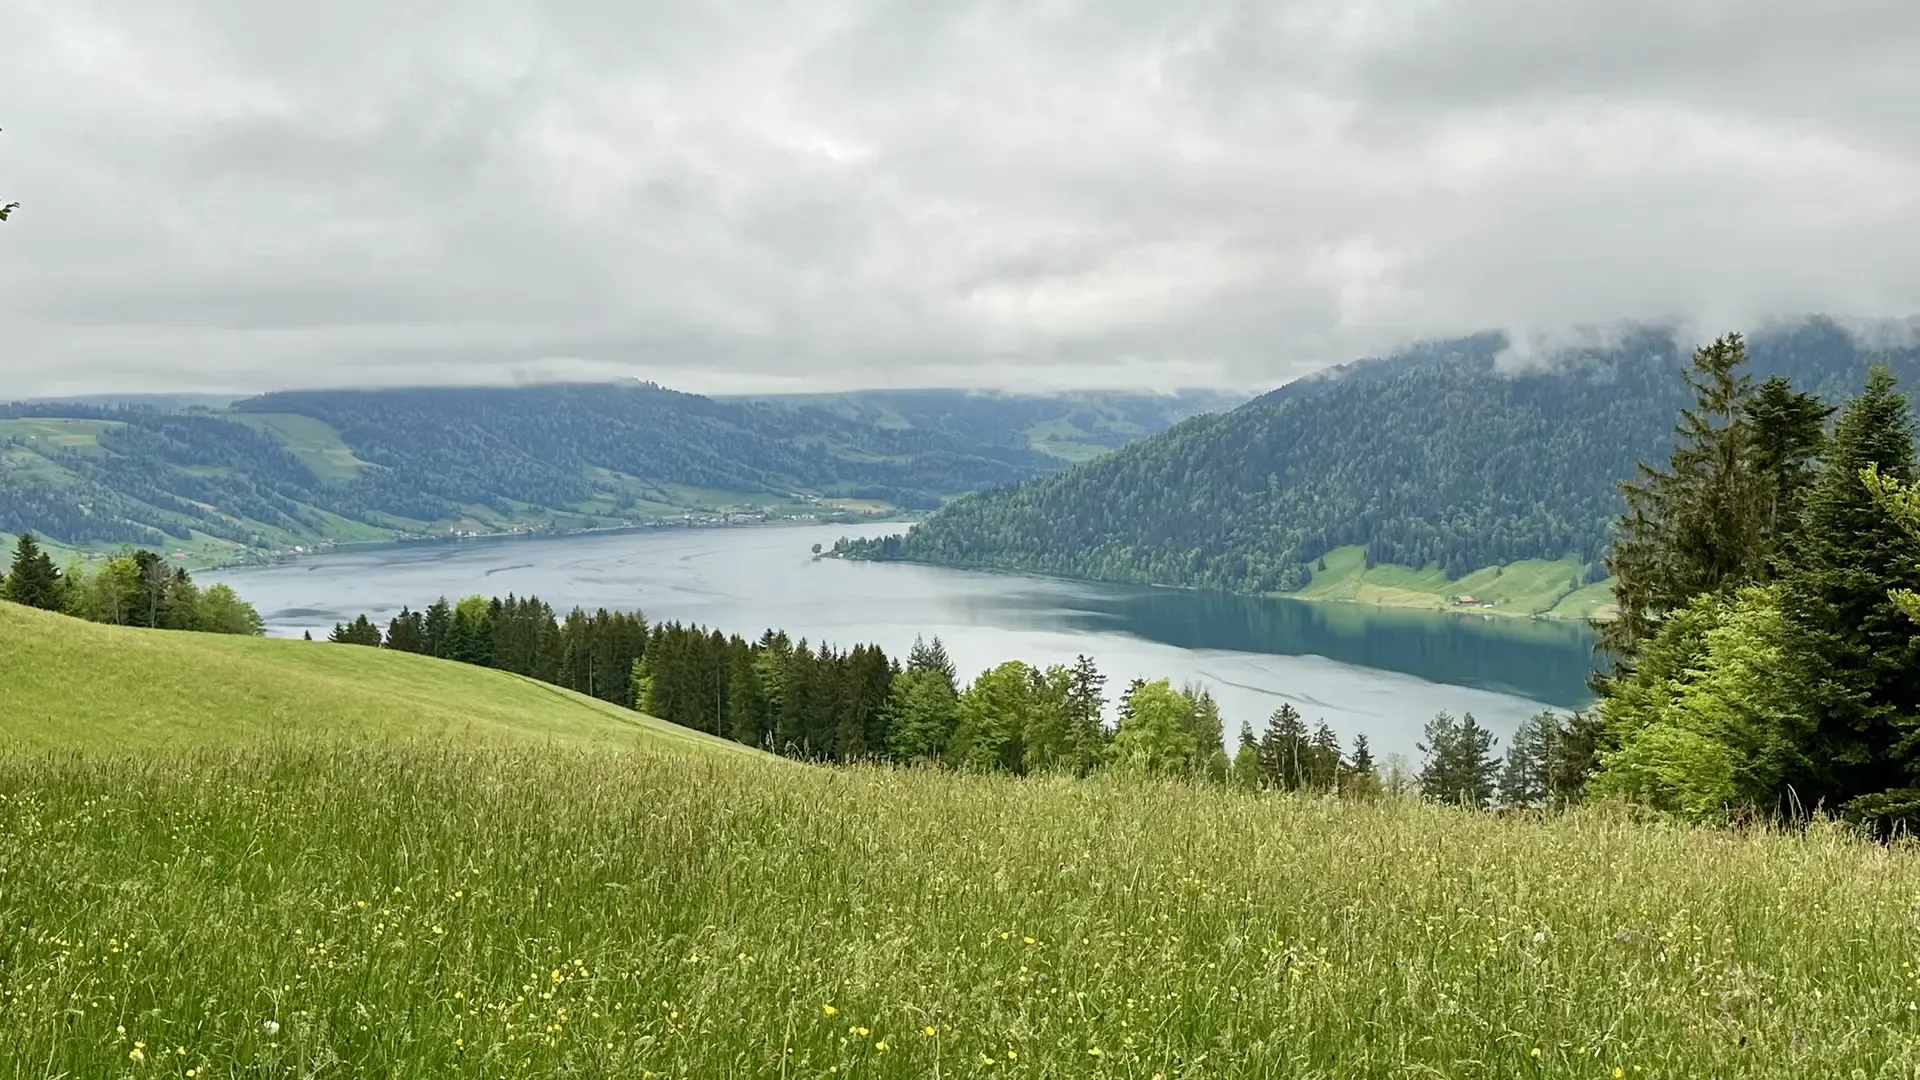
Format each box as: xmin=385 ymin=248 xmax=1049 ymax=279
xmin=822 ymin=1004 xmax=838 ymax=1016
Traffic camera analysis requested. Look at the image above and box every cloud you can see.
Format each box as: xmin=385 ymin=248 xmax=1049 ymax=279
xmin=1 ymin=0 xmax=1916 ymax=397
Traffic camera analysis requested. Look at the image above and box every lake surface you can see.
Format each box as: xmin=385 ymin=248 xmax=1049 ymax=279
xmin=208 ymin=523 xmax=1598 ymax=760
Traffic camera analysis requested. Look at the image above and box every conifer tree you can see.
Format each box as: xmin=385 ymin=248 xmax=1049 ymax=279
xmin=908 ymin=635 xmax=958 ymax=695
xmin=1601 ymin=334 xmax=1769 ymax=676
xmin=1417 ymin=711 xmax=1499 ymax=808
xmin=1349 ymin=732 xmax=1375 ymax=776
xmin=4 ymin=532 xmax=62 ymax=611
xmin=1019 ymin=665 xmax=1076 ymax=772
xmin=1748 ymin=374 xmax=1834 ymax=559
xmin=1230 ymin=722 xmax=1262 ymax=790
xmin=1257 ymin=704 xmax=1311 ymax=790
xmin=1063 ymin=654 xmax=1109 ymax=774
xmin=423 ymin=598 xmax=453 ymax=657
xmin=385 ymin=606 xmax=427 ymax=653
xmin=1307 ymin=722 xmax=1342 ymax=792
xmin=1345 ymin=733 xmax=1381 ymax=799
xmin=1774 ymin=366 xmax=1920 ymax=811
xmin=1498 ymin=712 xmax=1561 ymax=808
xmin=884 ymin=667 xmax=958 ymax=762
xmin=1180 ymin=685 xmax=1225 ymax=771
xmin=726 ymin=650 xmax=770 ymax=747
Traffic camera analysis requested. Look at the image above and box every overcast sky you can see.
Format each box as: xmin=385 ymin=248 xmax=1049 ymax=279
xmin=2 ymin=0 xmax=1917 ymax=397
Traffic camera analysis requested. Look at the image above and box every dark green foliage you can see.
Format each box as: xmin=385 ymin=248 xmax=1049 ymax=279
xmin=329 ymin=615 xmax=383 ymax=647
xmin=1545 ymin=711 xmax=1605 ymax=806
xmin=1600 ymin=335 xmax=1776 ymax=675
xmin=1306 ymin=722 xmax=1342 ymax=792
xmin=4 ymin=533 xmax=62 ymax=611
xmin=8 ymin=385 xmax=1192 ymax=551
xmin=236 ymin=384 xmax=1062 ymax=514
xmin=1257 ymin=704 xmax=1312 ymax=791
xmin=1498 ymin=712 xmax=1562 ymax=808
xmin=1417 ymin=712 xmax=1500 ymax=809
xmin=1062 ymin=654 xmax=1110 ymax=774
xmin=1587 ymin=353 xmax=1920 ymax=823
xmin=1774 ymin=367 xmax=1920 ymax=813
xmin=1748 ymin=375 xmax=1834 ymax=554
xmin=1349 ymin=733 xmax=1375 ymax=776
xmin=384 ymin=608 xmax=427 ymax=654
xmin=844 ymin=321 xmax=1920 ymax=594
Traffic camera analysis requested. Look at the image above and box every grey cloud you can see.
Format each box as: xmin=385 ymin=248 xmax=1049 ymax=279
xmin=1 ymin=0 xmax=1916 ymax=398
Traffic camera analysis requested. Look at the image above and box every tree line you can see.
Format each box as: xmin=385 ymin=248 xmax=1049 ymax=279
xmin=325 ymin=589 xmax=1571 ymax=806
xmin=1575 ymin=335 xmax=1920 ymax=829
xmin=3 ymin=533 xmax=264 ymax=635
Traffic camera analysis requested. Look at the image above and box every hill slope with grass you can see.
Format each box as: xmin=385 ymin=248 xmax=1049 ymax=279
xmin=2 ymin=735 xmax=1915 ymax=1077
xmin=0 ymin=600 xmax=754 ymax=756
xmin=1 ymin=381 xmax=1107 ymax=561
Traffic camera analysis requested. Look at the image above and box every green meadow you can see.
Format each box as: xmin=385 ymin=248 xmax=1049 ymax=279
xmin=4 ymin=601 xmax=1919 ymax=1077
xmin=1287 ymin=545 xmax=1616 ymax=621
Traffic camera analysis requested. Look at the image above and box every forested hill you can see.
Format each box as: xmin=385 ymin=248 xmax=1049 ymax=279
xmin=842 ymin=318 xmax=1920 ymax=594
xmin=5 ymin=381 xmax=1232 ymax=558
xmin=3 ymin=378 xmax=1244 ymax=557
xmin=232 ymin=383 xmax=1059 ymax=512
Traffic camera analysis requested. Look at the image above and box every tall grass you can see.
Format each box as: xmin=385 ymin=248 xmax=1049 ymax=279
xmin=4 ymin=743 xmax=1919 ymax=1077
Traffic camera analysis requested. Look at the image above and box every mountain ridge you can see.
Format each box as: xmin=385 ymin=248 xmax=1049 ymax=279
xmin=840 ymin=318 xmax=1920 ymax=604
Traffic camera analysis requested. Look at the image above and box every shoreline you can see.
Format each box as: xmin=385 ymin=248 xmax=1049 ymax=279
xmin=199 ymin=514 xmax=917 ymax=573
xmin=832 ymin=552 xmax=1609 ymax=624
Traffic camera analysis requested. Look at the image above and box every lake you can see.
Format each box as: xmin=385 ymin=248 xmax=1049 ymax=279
xmin=208 ymin=523 xmax=1598 ymax=760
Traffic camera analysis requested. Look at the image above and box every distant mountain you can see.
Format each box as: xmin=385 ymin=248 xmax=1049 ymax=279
xmin=843 ymin=318 xmax=1920 ymax=596
xmin=21 ymin=392 xmax=240 ymax=411
xmin=0 ymin=381 xmax=1240 ymax=557
xmin=733 ymin=389 xmax=1251 ymax=462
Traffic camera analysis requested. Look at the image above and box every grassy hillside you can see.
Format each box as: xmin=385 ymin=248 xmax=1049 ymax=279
xmin=0 ymin=601 xmax=753 ymax=756
xmin=1288 ymin=545 xmax=1616 ymax=620
xmin=0 ymin=740 xmax=1912 ymax=1077
xmin=2 ymin=383 xmax=1074 ymax=561
xmin=3 ymin=599 xmax=1915 ymax=1075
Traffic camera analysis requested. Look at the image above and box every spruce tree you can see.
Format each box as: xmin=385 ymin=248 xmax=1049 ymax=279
xmin=1349 ymin=733 xmax=1375 ymax=776
xmin=1345 ymin=733 xmax=1381 ymax=799
xmin=4 ymin=532 xmax=62 ymax=611
xmin=1601 ymin=334 xmax=1768 ymax=676
xmin=1180 ymin=685 xmax=1225 ymax=770
xmin=1497 ymin=711 xmax=1560 ymax=808
xmin=1063 ymin=654 xmax=1109 ymax=774
xmin=1417 ymin=712 xmax=1499 ymax=808
xmin=1748 ymin=374 xmax=1834 ymax=560
xmin=1307 ymin=722 xmax=1342 ymax=792
xmin=1257 ymin=704 xmax=1310 ymax=790
xmin=1775 ymin=365 xmax=1920 ymax=810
